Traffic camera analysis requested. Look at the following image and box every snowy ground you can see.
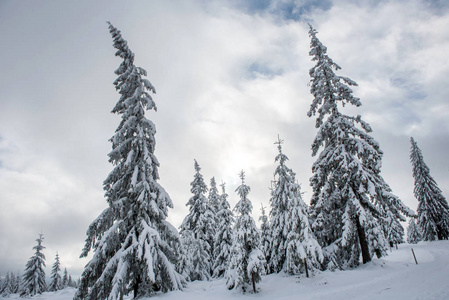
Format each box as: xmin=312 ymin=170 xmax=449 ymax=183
xmin=3 ymin=241 xmax=448 ymax=300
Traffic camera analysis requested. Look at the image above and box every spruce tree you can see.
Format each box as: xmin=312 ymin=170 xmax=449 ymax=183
xmin=407 ymin=218 xmax=422 ymax=244
xmin=226 ymin=171 xmax=264 ymax=293
xmin=381 ymin=209 xmax=405 ymax=248
xmin=307 ymin=25 xmax=413 ymax=269
xmin=208 ymin=177 xmax=221 ymax=212
xmin=177 ymin=230 xmax=195 ymax=281
xmin=179 ymin=160 xmax=213 ymax=281
xmin=49 ymin=252 xmax=63 ymax=292
xmin=62 ymin=268 xmax=68 ymax=288
xmin=212 ymin=182 xmax=234 ymax=278
xmin=74 ymin=23 xmax=184 ymax=300
xmin=258 ymin=204 xmax=271 ymax=272
xmin=1 ymin=271 xmax=12 ymax=296
xmin=21 ymin=233 xmax=47 ymax=297
xmin=207 ymin=177 xmax=220 ymax=261
xmin=410 ymin=137 xmax=449 ymax=240
xmin=268 ymin=137 xmax=323 ymax=274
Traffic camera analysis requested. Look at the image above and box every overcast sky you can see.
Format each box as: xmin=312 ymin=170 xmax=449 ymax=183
xmin=1 ymin=0 xmax=448 ymax=278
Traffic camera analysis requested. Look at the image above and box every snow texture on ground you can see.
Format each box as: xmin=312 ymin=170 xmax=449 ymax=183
xmin=3 ymin=241 xmax=448 ymax=300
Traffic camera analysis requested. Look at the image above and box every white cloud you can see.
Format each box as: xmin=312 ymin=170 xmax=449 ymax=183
xmin=0 ymin=0 xmax=448 ymax=278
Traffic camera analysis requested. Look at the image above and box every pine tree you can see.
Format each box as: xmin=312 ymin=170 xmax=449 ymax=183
xmin=258 ymin=204 xmax=271 ymax=272
xmin=268 ymin=137 xmax=323 ymax=274
xmin=207 ymin=177 xmax=220 ymax=261
xmin=209 ymin=177 xmax=221 ymax=212
xmin=49 ymin=252 xmax=63 ymax=292
xmin=306 ymin=25 xmax=413 ymax=269
xmin=226 ymin=171 xmax=265 ymax=293
xmin=381 ymin=208 xmax=405 ymax=248
xmin=179 ymin=160 xmax=213 ymax=281
xmin=410 ymin=137 xmax=449 ymax=240
xmin=177 ymin=230 xmax=195 ymax=281
xmin=407 ymin=218 xmax=422 ymax=244
xmin=68 ymin=275 xmax=74 ymax=288
xmin=1 ymin=271 xmax=12 ymax=296
xmin=21 ymin=233 xmax=47 ymax=296
xmin=74 ymin=23 xmax=184 ymax=300
xmin=13 ymin=272 xmax=21 ymax=294
xmin=62 ymin=268 xmax=68 ymax=288
xmin=212 ymin=182 xmax=234 ymax=278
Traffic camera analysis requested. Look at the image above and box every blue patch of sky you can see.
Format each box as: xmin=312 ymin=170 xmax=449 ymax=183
xmin=390 ymin=76 xmax=427 ymax=101
xmin=231 ymin=0 xmax=332 ymax=21
xmin=424 ymin=0 xmax=449 ymax=15
xmin=246 ymin=62 xmax=284 ymax=79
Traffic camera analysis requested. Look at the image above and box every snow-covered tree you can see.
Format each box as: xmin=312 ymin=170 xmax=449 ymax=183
xmin=207 ymin=177 xmax=220 ymax=259
xmin=410 ymin=137 xmax=449 ymax=241
xmin=177 ymin=230 xmax=195 ymax=281
xmin=48 ymin=253 xmax=63 ymax=292
xmin=179 ymin=160 xmax=213 ymax=280
xmin=1 ymin=271 xmax=13 ymax=296
xmin=226 ymin=171 xmax=265 ymax=293
xmin=74 ymin=23 xmax=184 ymax=300
xmin=268 ymin=137 xmax=323 ymax=275
xmin=407 ymin=218 xmax=422 ymax=244
xmin=68 ymin=275 xmax=75 ymax=288
xmin=212 ymin=182 xmax=234 ymax=278
xmin=209 ymin=177 xmax=221 ymax=212
xmin=21 ymin=233 xmax=47 ymax=297
xmin=62 ymin=268 xmax=68 ymax=288
xmin=381 ymin=208 xmax=405 ymax=248
xmin=258 ymin=203 xmax=271 ymax=272
xmin=306 ymin=25 xmax=413 ymax=269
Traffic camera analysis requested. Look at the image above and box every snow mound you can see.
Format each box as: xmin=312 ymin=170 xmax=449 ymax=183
xmin=2 ymin=241 xmax=448 ymax=300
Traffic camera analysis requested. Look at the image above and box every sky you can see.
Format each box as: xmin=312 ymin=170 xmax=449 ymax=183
xmin=1 ymin=0 xmax=449 ymax=279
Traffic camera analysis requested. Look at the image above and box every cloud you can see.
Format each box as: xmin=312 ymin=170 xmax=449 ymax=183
xmin=0 ymin=0 xmax=448 ymax=278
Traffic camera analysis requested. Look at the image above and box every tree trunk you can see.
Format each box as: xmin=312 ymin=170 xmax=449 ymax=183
xmin=133 ymin=275 xmax=141 ymax=299
xmin=251 ymin=272 xmax=256 ymax=293
xmin=356 ymin=218 xmax=371 ymax=264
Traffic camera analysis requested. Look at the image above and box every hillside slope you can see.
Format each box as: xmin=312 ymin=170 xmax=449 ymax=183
xmin=3 ymin=241 xmax=448 ymax=299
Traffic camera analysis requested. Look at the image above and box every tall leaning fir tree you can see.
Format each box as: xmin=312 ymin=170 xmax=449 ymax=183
xmin=74 ymin=23 xmax=184 ymax=300
xmin=410 ymin=137 xmax=449 ymax=240
xmin=306 ymin=25 xmax=413 ymax=269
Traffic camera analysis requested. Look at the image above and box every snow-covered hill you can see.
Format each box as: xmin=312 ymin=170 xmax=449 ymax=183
xmin=3 ymin=241 xmax=448 ymax=300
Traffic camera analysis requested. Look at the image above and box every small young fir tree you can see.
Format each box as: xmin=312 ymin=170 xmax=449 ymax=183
xmin=21 ymin=233 xmax=47 ymax=297
xmin=48 ymin=252 xmax=63 ymax=292
xmin=258 ymin=203 xmax=271 ymax=273
xmin=226 ymin=171 xmax=265 ymax=293
xmin=179 ymin=160 xmax=213 ymax=281
xmin=269 ymin=137 xmax=323 ymax=275
xmin=407 ymin=218 xmax=422 ymax=244
xmin=62 ymin=268 xmax=69 ymax=288
xmin=212 ymin=182 xmax=234 ymax=278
